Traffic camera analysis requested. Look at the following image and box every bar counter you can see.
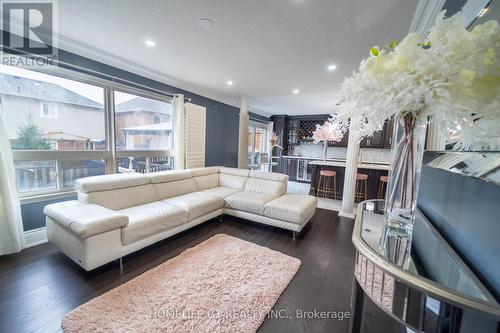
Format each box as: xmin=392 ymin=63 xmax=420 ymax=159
xmin=308 ymin=160 xmax=389 ymax=200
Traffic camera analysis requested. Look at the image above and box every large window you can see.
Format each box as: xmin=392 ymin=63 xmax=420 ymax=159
xmin=114 ymin=91 xmax=174 ymax=173
xmin=0 ymin=64 xmax=175 ymax=197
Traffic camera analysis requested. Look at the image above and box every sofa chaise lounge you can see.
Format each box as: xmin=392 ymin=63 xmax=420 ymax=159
xmin=44 ymin=166 xmax=318 ymax=271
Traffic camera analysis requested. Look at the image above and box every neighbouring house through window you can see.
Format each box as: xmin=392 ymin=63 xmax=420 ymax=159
xmin=0 ymin=63 xmax=176 ymax=196
xmin=40 ymin=102 xmax=58 ymax=118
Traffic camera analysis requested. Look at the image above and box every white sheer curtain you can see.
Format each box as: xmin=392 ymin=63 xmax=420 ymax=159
xmin=0 ymin=97 xmax=24 ymax=254
xmin=172 ymin=94 xmax=185 ymax=169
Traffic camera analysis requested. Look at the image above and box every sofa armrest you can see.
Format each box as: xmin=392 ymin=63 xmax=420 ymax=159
xmin=43 ymin=201 xmax=128 ymax=240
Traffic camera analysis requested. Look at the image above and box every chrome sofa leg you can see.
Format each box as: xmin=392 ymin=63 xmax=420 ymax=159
xmin=119 ymin=257 xmax=123 ymax=272
xmin=292 ymin=231 xmax=297 ymax=239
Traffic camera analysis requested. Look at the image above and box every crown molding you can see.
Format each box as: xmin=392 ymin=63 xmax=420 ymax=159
xmin=56 ymin=36 xmax=241 ymax=109
xmin=409 ymin=0 xmax=446 ymax=35
xmin=248 ymin=107 xmax=272 ymax=118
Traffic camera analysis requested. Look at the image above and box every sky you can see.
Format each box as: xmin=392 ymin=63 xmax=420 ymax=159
xmin=0 ymin=64 xmax=136 ymax=104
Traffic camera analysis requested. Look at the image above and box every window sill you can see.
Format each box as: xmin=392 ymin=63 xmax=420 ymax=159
xmin=20 ymin=190 xmax=77 ymax=205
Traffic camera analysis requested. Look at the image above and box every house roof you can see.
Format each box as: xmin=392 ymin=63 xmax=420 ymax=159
xmin=115 ymin=97 xmax=172 ymax=114
xmin=44 ymin=131 xmax=91 ymax=141
xmin=0 ymin=73 xmax=103 ymax=109
xmin=122 ymin=122 xmax=172 ymax=133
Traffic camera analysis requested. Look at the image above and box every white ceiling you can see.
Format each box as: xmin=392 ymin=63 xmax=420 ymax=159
xmin=56 ymin=0 xmax=418 ymax=116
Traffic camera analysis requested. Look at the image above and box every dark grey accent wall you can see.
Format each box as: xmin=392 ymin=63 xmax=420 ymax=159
xmin=443 ymin=0 xmax=468 ymax=16
xmin=417 ymin=165 xmax=500 ymax=301
xmin=22 ymin=196 xmax=76 ymax=231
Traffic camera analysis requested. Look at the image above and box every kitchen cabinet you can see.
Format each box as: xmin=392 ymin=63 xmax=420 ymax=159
xmin=298 ymin=118 xmax=328 ymax=141
xmin=328 ymin=129 xmax=349 ymax=147
xmin=309 ymin=164 xmax=388 ymax=200
xmin=287 ymin=119 xmax=300 ymax=146
xmin=383 ymin=118 xmax=394 ymax=149
xmin=277 ymin=157 xmax=298 ymax=181
xmin=272 ymin=114 xmax=393 ymax=153
xmin=360 ymin=129 xmax=384 ymax=148
xmin=359 ymin=118 xmax=394 ymax=148
xmin=271 ymin=115 xmax=287 ymax=156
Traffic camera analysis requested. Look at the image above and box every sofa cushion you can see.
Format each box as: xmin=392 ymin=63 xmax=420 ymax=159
xmin=154 ymin=178 xmax=197 ymax=200
xmin=224 ymin=191 xmax=278 ymax=215
xmin=220 ymin=167 xmax=250 ymax=177
xmin=119 ymin=201 xmax=188 ymax=245
xmin=249 ymin=171 xmax=289 ymax=183
xmin=164 ymin=192 xmax=223 ymax=220
xmin=264 ymin=194 xmax=318 ymax=224
xmin=44 ymin=201 xmax=128 ymax=239
xmin=219 ymin=174 xmax=247 ymax=190
xmin=202 ymin=186 xmax=240 ymax=198
xmin=243 ymin=177 xmax=287 ymax=195
xmin=78 ymin=184 xmax=158 ymax=211
xmin=149 ymin=169 xmax=192 ymax=184
xmin=74 ymin=173 xmax=150 ymax=193
xmin=190 ymin=166 xmax=220 ymax=177
xmin=194 ymin=174 xmax=219 ymax=191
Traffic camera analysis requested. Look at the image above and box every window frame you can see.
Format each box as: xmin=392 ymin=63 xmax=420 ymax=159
xmin=39 ymin=102 xmax=58 ymax=118
xmin=4 ymin=65 xmax=175 ymax=202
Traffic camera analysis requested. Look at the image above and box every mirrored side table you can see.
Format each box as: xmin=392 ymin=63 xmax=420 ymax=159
xmin=350 ymin=200 xmax=500 ymax=333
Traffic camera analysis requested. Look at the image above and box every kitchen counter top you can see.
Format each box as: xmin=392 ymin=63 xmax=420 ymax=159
xmin=274 ymin=155 xmax=319 ymax=160
xmin=309 ymin=160 xmax=390 ymax=171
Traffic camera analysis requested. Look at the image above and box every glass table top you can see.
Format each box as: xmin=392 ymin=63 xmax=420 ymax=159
xmin=359 ymin=200 xmax=498 ymax=306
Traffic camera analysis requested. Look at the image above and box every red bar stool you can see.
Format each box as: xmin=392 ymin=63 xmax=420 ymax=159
xmin=355 ymin=173 xmax=368 ymax=202
xmin=316 ymin=169 xmax=337 ymax=199
xmin=378 ymin=175 xmax=389 ymax=199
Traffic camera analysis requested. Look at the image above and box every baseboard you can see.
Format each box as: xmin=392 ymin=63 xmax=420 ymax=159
xmin=24 ymin=227 xmax=48 ymax=249
xmin=338 ymin=211 xmax=356 ymax=219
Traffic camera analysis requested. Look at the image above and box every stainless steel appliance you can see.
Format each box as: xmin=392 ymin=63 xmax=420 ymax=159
xmin=296 ymin=159 xmax=312 ymax=182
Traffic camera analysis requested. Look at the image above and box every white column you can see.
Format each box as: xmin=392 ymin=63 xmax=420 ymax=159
xmin=238 ymin=96 xmax=249 ymax=169
xmin=173 ymin=94 xmax=185 ymax=169
xmin=266 ymin=121 xmax=274 ymax=171
xmin=339 ymin=129 xmax=360 ymax=218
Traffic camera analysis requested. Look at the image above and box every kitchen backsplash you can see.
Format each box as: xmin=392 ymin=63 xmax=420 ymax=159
xmin=290 ymin=142 xmax=391 ymax=163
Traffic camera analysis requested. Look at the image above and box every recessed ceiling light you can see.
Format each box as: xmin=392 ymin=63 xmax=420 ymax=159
xmin=226 ymin=80 xmax=233 ymax=86
xmin=199 ymin=18 xmax=215 ymax=28
xmin=145 ymin=39 xmax=155 ymax=47
xmin=292 ymin=89 xmax=300 ymax=94
xmin=327 ymin=64 xmax=337 ymax=71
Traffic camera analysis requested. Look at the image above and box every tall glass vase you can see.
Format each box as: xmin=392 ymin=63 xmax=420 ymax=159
xmin=382 ymin=112 xmax=427 ymax=266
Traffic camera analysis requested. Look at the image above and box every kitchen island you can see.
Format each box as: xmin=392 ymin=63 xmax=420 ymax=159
xmin=308 ymin=160 xmax=389 ymax=200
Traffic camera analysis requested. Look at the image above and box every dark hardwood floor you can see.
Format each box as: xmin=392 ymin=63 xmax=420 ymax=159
xmin=0 ymin=208 xmax=357 ymax=333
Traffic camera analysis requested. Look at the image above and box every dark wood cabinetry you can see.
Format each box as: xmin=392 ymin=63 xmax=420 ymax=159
xmin=360 ymin=118 xmax=395 ymax=148
xmin=271 ymin=115 xmax=395 ymax=152
xmin=309 ymin=164 xmax=388 ymax=201
xmin=360 ymin=129 xmax=385 ymax=148
xmin=383 ymin=118 xmax=394 ymax=149
xmin=271 ymin=115 xmax=287 ymax=156
xmin=277 ymin=157 xmax=298 ymax=181
xmin=287 ymin=119 xmax=300 ymax=146
xmin=272 ymin=115 xmax=330 ymax=154
xmin=331 ymin=129 xmax=349 ymax=147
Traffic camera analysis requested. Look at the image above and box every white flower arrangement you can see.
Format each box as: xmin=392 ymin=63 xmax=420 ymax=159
xmin=330 ymin=12 xmax=500 ymax=149
xmin=312 ymin=120 xmax=343 ymax=143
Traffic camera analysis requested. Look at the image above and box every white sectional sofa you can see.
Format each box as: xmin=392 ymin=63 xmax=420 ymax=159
xmin=44 ymin=167 xmax=318 ymax=271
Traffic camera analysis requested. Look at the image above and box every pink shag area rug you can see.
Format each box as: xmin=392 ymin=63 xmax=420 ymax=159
xmin=62 ymin=234 xmax=301 ymax=333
